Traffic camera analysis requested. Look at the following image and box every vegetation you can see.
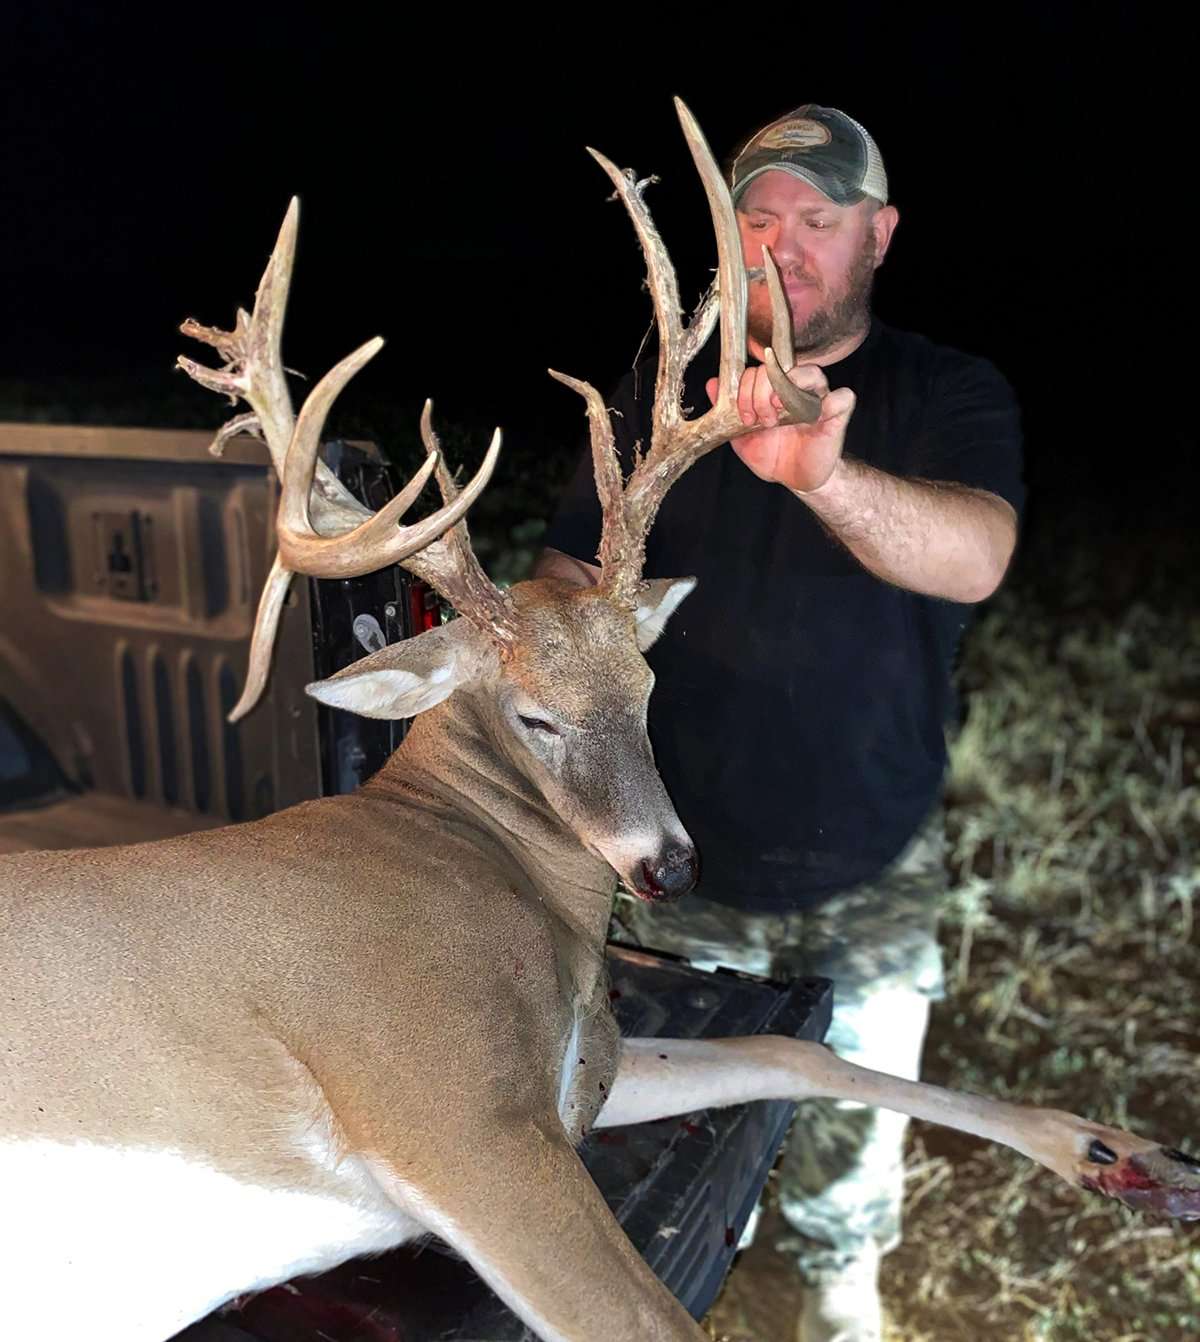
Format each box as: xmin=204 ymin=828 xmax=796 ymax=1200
xmin=709 ymin=513 xmax=1200 ymax=1341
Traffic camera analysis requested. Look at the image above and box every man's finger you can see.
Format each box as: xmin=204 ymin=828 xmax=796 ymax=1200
xmin=736 ymin=368 xmax=758 ymax=425
xmin=822 ymin=386 xmax=857 ymax=423
xmin=785 ymin=364 xmax=830 ymax=396
xmin=751 ymin=366 xmax=781 ymax=427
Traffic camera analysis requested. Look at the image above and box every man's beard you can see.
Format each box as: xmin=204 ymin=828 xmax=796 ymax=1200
xmin=748 ymin=233 xmax=877 ymax=357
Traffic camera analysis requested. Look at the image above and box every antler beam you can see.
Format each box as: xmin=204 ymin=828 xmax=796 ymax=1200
xmin=550 ymin=98 xmax=822 ymax=608
xmin=179 ymin=199 xmax=513 ymax=720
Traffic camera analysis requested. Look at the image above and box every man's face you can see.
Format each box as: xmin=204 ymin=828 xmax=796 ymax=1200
xmin=737 ymin=170 xmax=895 ymax=356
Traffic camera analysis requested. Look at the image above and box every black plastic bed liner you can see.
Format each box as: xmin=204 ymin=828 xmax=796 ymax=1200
xmin=176 ymin=944 xmax=832 ymax=1342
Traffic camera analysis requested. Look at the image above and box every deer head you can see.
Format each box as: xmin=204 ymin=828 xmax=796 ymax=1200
xmin=179 ymin=100 xmax=816 ymax=903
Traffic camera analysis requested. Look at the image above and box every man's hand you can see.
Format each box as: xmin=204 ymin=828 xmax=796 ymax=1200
xmin=705 ymin=364 xmax=856 ymax=494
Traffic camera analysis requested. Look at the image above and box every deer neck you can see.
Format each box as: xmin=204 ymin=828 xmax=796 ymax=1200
xmin=370 ymin=694 xmax=616 ymax=937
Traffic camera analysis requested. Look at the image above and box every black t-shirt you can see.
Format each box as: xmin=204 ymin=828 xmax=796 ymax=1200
xmin=544 ymin=320 xmax=1024 ymax=912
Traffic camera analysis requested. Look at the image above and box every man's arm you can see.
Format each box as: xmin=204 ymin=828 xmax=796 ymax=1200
xmin=711 ymin=360 xmax=1019 ymax=604
xmin=537 ymin=478 xmax=1015 ymax=604
xmin=798 ymin=461 xmax=1017 ymax=603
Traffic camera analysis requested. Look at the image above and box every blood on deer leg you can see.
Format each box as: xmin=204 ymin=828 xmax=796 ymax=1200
xmin=597 ymin=1036 xmax=1200 ymax=1220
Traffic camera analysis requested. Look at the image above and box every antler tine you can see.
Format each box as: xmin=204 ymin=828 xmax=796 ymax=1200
xmin=761 ymin=248 xmax=824 ymax=422
xmin=584 ymin=146 xmax=687 ymax=450
xmin=279 ymin=336 xmax=388 ymax=545
xmin=389 ymin=403 xmax=518 ymax=650
xmin=547 ymin=368 xmax=639 ymax=581
xmin=237 ymin=192 xmax=298 ymax=469
xmin=226 ymin=555 xmax=293 ymax=724
xmin=274 ymin=337 xmax=493 ymax=579
xmin=178 ymin=197 xmax=371 ymax=537
xmin=675 ymin=96 xmax=747 ymax=422
xmin=619 ymin=97 xmax=764 ymax=528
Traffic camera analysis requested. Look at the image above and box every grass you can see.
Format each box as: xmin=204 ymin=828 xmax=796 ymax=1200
xmin=707 ymin=514 xmax=1200 ymax=1341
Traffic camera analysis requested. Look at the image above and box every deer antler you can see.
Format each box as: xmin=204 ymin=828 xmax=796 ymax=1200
xmin=550 ymin=98 xmax=823 ymax=608
xmin=179 ymin=198 xmax=514 ymax=721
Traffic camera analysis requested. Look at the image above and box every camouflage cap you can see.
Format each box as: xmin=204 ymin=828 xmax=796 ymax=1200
xmin=731 ymin=105 xmax=888 ymax=207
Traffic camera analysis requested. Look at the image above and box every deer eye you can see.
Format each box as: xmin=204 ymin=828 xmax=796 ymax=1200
xmin=518 ymin=715 xmax=560 ymax=736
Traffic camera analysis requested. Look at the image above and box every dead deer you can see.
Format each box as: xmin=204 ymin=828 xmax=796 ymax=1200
xmin=1 ymin=99 xmax=1196 ymax=1342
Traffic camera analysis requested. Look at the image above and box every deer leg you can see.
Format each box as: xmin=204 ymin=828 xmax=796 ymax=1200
xmin=363 ymin=1119 xmax=707 ymax=1342
xmin=597 ymin=1036 xmax=1200 ymax=1221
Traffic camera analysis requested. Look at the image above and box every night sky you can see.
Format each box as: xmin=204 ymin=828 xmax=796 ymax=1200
xmin=1 ymin=6 xmax=1192 ymax=543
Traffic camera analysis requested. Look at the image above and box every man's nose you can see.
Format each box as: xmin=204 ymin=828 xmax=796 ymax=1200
xmin=768 ymin=230 xmax=807 ymax=270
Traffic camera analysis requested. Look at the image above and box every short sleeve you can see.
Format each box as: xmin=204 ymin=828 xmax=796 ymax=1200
xmin=912 ymin=353 xmax=1025 ymax=518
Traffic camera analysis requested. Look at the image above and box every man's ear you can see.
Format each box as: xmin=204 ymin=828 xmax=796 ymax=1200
xmin=306 ymin=621 xmax=491 ymax=720
xmin=871 ymin=203 xmax=900 ymax=268
xmin=634 ymin=577 xmax=697 ymax=651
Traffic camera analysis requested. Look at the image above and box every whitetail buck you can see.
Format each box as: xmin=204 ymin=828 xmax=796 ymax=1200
xmin=1 ymin=100 xmax=1197 ymax=1342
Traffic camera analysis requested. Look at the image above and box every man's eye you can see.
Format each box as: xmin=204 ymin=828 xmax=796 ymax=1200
xmin=519 ymin=715 xmax=560 ymax=736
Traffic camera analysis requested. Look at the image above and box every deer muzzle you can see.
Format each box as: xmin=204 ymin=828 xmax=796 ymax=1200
xmin=633 ymin=843 xmax=699 ymax=903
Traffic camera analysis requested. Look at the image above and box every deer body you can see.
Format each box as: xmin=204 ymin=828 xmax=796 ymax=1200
xmin=1 ymin=582 xmax=696 ymax=1341
xmin=2 ymin=585 xmax=714 ymax=1342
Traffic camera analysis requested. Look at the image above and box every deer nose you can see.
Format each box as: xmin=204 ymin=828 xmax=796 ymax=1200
xmin=638 ymin=844 xmax=699 ymax=903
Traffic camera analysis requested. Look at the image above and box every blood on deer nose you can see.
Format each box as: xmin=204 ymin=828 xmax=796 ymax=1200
xmin=638 ymin=844 xmax=699 ymax=902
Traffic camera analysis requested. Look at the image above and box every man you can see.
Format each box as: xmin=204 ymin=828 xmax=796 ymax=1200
xmin=536 ymin=105 xmax=1023 ymax=1342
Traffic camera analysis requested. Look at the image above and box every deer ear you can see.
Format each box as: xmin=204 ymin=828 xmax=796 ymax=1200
xmin=305 ymin=621 xmax=488 ymax=720
xmin=634 ymin=577 xmax=696 ymax=651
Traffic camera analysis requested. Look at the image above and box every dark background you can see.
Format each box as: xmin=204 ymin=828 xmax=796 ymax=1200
xmin=0 ymin=4 xmax=1192 ymax=570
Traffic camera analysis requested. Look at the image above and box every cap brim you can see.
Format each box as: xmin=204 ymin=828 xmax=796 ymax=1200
xmin=732 ymin=163 xmax=870 ymax=208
